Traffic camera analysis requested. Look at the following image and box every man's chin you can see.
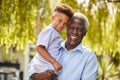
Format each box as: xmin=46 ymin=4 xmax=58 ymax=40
xmin=69 ymin=42 xmax=76 ymax=46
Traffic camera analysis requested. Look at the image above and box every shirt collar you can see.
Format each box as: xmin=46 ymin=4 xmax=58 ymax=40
xmin=61 ymin=41 xmax=83 ymax=53
xmin=49 ymin=24 xmax=54 ymax=28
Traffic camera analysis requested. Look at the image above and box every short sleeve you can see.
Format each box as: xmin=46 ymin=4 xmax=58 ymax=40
xmin=36 ymin=28 xmax=55 ymax=49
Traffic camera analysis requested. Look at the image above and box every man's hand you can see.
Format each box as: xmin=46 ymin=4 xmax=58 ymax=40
xmin=31 ymin=70 xmax=57 ymax=80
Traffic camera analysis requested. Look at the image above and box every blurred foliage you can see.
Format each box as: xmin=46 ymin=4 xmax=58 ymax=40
xmin=0 ymin=0 xmax=120 ymax=79
xmin=97 ymin=53 xmax=120 ymax=80
xmin=0 ymin=0 xmax=51 ymax=52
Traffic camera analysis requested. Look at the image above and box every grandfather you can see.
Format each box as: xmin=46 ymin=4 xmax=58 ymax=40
xmin=58 ymin=12 xmax=98 ymax=80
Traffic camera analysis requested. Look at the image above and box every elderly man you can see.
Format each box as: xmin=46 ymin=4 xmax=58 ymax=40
xmin=58 ymin=12 xmax=98 ymax=80
xmin=29 ymin=12 xmax=98 ymax=80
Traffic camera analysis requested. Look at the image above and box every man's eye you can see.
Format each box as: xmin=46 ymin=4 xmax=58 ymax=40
xmin=78 ymin=28 xmax=82 ymax=32
xmin=69 ymin=27 xmax=83 ymax=32
xmin=69 ymin=27 xmax=74 ymax=30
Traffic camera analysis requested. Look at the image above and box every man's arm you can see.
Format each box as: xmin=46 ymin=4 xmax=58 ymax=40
xmin=81 ymin=53 xmax=98 ymax=80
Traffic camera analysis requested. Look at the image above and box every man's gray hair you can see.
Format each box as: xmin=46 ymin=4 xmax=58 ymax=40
xmin=74 ymin=12 xmax=89 ymax=30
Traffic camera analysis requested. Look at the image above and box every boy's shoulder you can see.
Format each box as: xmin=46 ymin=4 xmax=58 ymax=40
xmin=42 ymin=25 xmax=54 ymax=32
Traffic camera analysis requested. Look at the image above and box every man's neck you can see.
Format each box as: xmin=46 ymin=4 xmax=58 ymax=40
xmin=65 ymin=42 xmax=76 ymax=51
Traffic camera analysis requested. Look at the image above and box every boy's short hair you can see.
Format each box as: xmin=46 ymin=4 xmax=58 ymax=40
xmin=54 ymin=4 xmax=74 ymax=18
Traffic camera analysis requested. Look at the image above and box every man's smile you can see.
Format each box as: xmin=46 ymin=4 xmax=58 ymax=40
xmin=70 ymin=36 xmax=77 ymax=40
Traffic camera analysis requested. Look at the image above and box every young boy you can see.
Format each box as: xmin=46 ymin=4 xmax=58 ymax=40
xmin=28 ymin=4 xmax=74 ymax=78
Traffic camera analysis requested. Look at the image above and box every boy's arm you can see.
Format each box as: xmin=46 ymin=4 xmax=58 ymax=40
xmin=36 ymin=45 xmax=62 ymax=71
xmin=36 ymin=45 xmax=56 ymax=64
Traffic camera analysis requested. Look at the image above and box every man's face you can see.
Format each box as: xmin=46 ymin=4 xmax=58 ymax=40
xmin=66 ymin=18 xmax=86 ymax=49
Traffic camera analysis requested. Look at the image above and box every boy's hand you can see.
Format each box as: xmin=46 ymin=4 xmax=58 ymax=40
xmin=53 ymin=61 xmax=62 ymax=71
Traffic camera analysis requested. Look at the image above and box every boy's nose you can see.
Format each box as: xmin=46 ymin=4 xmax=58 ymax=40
xmin=60 ymin=23 xmax=64 ymax=28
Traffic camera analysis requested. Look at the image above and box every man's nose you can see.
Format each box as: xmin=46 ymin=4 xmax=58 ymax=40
xmin=73 ymin=28 xmax=77 ymax=34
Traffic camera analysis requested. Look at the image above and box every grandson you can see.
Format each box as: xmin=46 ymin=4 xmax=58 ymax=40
xmin=28 ymin=4 xmax=74 ymax=79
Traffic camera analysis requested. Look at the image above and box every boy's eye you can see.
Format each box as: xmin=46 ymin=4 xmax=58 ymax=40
xmin=59 ymin=19 xmax=62 ymax=22
xmin=63 ymin=23 xmax=67 ymax=27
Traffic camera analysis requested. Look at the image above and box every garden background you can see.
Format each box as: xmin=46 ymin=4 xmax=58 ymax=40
xmin=0 ymin=0 xmax=120 ymax=80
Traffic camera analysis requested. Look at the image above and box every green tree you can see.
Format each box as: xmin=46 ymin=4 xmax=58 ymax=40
xmin=0 ymin=0 xmax=51 ymax=52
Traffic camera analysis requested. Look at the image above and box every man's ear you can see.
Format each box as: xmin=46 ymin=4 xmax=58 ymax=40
xmin=83 ymin=30 xmax=87 ymax=36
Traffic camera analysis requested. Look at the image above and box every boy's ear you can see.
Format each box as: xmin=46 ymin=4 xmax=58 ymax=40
xmin=51 ymin=16 xmax=54 ymax=22
xmin=51 ymin=16 xmax=53 ymax=20
xmin=52 ymin=15 xmax=55 ymax=20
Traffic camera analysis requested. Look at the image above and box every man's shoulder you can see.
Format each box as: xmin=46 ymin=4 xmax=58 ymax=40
xmin=82 ymin=47 xmax=98 ymax=64
xmin=82 ymin=46 xmax=96 ymax=57
xmin=82 ymin=46 xmax=92 ymax=53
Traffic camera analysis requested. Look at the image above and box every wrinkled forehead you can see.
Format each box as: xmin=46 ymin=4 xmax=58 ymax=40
xmin=70 ymin=17 xmax=84 ymax=26
xmin=73 ymin=18 xmax=81 ymax=23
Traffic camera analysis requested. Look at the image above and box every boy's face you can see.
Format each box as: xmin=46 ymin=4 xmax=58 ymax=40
xmin=52 ymin=12 xmax=70 ymax=32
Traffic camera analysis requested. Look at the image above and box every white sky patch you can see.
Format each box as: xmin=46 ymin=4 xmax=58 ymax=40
xmin=77 ymin=0 xmax=89 ymax=4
